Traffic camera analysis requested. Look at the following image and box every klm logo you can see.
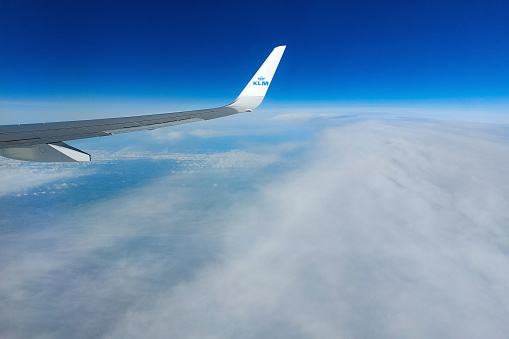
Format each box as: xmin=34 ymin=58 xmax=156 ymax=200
xmin=253 ymin=76 xmax=269 ymax=86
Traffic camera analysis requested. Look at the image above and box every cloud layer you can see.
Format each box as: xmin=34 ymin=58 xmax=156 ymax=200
xmin=2 ymin=118 xmax=509 ymax=338
xmin=0 ymin=160 xmax=88 ymax=197
xmin=105 ymin=120 xmax=509 ymax=338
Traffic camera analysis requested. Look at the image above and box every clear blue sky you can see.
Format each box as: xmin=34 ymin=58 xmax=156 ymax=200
xmin=1 ymin=0 xmax=508 ymax=104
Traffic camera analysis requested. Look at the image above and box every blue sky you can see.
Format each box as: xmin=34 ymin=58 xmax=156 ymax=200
xmin=1 ymin=0 xmax=508 ymax=107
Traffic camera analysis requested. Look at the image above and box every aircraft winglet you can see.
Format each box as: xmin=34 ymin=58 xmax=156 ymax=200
xmin=228 ymin=45 xmax=286 ymax=112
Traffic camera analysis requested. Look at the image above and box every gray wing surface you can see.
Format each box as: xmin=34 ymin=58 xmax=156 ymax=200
xmin=0 ymin=46 xmax=285 ymax=162
xmin=0 ymin=106 xmax=239 ymax=148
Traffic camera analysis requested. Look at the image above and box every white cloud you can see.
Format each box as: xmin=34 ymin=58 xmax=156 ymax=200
xmin=188 ymin=128 xmax=221 ymax=138
xmin=0 ymin=159 xmax=87 ymax=197
xmin=2 ymin=118 xmax=509 ymax=338
xmin=83 ymin=150 xmax=281 ymax=168
xmin=106 ymin=120 xmax=509 ymax=338
xmin=266 ymin=101 xmax=509 ymax=125
xmin=271 ymin=112 xmax=350 ymax=121
xmin=149 ymin=130 xmax=186 ymax=141
xmin=148 ymin=126 xmax=264 ymax=141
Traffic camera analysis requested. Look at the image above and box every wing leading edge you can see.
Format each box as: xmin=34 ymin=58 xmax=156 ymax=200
xmin=0 ymin=45 xmax=286 ymax=162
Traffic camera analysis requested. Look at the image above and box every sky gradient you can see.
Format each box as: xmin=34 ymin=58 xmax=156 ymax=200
xmin=1 ymin=0 xmax=508 ymax=108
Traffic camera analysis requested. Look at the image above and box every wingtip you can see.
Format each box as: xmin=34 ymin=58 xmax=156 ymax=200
xmin=227 ymin=45 xmax=285 ymax=112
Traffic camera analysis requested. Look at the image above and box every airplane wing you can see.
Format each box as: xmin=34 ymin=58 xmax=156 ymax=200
xmin=0 ymin=46 xmax=286 ymax=162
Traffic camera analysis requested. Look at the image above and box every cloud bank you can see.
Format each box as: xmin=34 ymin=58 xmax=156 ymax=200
xmin=106 ymin=120 xmax=509 ymax=338
xmin=0 ymin=160 xmax=87 ymax=197
xmin=2 ymin=118 xmax=509 ymax=338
